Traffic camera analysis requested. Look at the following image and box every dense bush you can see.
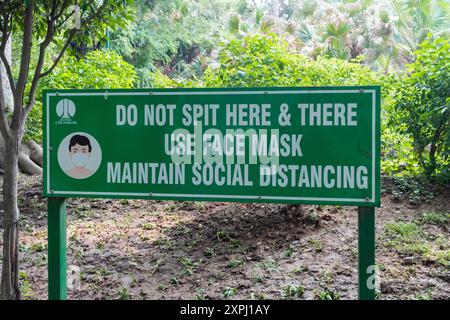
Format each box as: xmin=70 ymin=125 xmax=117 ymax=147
xmin=27 ymin=50 xmax=137 ymax=142
xmin=149 ymin=34 xmax=450 ymax=182
xmin=40 ymin=50 xmax=138 ymax=90
xmin=202 ymin=34 xmax=383 ymax=87
xmin=149 ymin=34 xmax=407 ymax=175
xmin=393 ymin=37 xmax=449 ymax=179
xmin=149 ymin=34 xmax=388 ymax=88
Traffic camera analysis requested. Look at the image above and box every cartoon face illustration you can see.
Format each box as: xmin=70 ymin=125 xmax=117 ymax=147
xmin=58 ymin=132 xmax=102 ymax=180
xmin=67 ymin=134 xmax=93 ymax=179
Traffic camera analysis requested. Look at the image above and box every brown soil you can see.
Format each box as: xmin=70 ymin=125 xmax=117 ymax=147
xmin=0 ymin=174 xmax=449 ymax=300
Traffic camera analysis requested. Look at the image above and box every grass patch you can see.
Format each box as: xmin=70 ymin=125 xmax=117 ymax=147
xmin=216 ymin=229 xmax=236 ymax=242
xmin=283 ymin=245 xmax=295 ymax=258
xmin=383 ymin=221 xmax=449 ymax=266
xmin=384 ymin=222 xmax=421 ymax=238
xmin=29 ymin=242 xmax=47 ymax=253
xmin=249 ymin=292 xmax=266 ymax=300
xmin=250 ymin=271 xmax=265 ymax=284
xmin=119 ymin=199 xmax=129 ymax=206
xmin=291 ymin=265 xmax=309 ymax=275
xmin=195 ymin=288 xmax=207 ymax=300
xmin=19 ymin=272 xmax=35 ymax=300
xmin=420 ymin=211 xmax=449 ymax=226
xmin=308 ymin=238 xmax=323 ymax=252
xmin=317 ymin=289 xmax=341 ymax=300
xmin=256 ymin=259 xmax=279 ymax=272
xmin=72 ymin=206 xmax=94 ymax=219
xmin=226 ymin=259 xmax=244 ymax=269
xmin=203 ymin=247 xmax=215 ymax=257
xmin=118 ymin=287 xmax=132 ymax=300
xmin=139 ymin=222 xmax=156 ymax=230
xmin=383 ymin=222 xmax=430 ymax=255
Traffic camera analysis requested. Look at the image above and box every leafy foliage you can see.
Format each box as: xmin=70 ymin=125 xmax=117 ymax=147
xmin=40 ymin=50 xmax=137 ymax=89
xmin=202 ymin=34 xmax=384 ymax=88
xmin=149 ymin=34 xmax=416 ymax=173
xmin=27 ymin=50 xmax=137 ymax=142
xmin=4 ymin=1 xmax=135 ymax=142
xmin=393 ymin=36 xmax=450 ymax=178
xmin=281 ymin=284 xmax=305 ymax=299
xmin=148 ymin=33 xmax=450 ymax=183
xmin=110 ymin=0 xmax=232 ymax=80
xmin=387 ymin=176 xmax=435 ymax=204
xmin=119 ymin=0 xmax=449 ymax=76
xmin=4 ymin=1 xmax=133 ymax=59
xmin=19 ymin=4 xmax=450 ymax=184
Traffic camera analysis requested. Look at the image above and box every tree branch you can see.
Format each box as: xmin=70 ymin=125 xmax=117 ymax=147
xmin=23 ymin=1 xmax=73 ymax=120
xmin=15 ymin=1 xmax=33 ymax=100
xmin=11 ymin=0 xmax=34 ymax=133
xmin=24 ymin=30 xmax=77 ymax=121
xmin=24 ymin=1 xmax=112 ymax=123
xmin=0 ymin=68 xmax=11 ymax=139
xmin=37 ymin=1 xmax=108 ymax=80
xmin=82 ymin=1 xmax=108 ymax=29
xmin=0 ymin=14 xmax=16 ymax=95
xmin=37 ymin=29 xmax=77 ymax=80
xmin=54 ymin=0 xmax=71 ymax=21
xmin=54 ymin=10 xmax=75 ymax=30
xmin=25 ymin=12 xmax=59 ymax=114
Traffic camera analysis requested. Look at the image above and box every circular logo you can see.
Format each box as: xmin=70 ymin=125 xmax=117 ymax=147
xmin=56 ymin=99 xmax=76 ymax=119
xmin=58 ymin=132 xmax=102 ymax=179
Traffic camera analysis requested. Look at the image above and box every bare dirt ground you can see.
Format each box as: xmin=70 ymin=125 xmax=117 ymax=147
xmin=0 ymin=174 xmax=449 ymax=300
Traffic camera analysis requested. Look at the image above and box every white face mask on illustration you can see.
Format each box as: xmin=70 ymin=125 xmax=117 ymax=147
xmin=71 ymin=153 xmax=90 ymax=168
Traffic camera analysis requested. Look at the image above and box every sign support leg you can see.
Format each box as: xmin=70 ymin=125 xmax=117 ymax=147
xmin=358 ymin=206 xmax=376 ymax=300
xmin=48 ymin=197 xmax=67 ymax=300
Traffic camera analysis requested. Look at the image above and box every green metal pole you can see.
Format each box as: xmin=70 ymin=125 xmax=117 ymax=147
xmin=358 ymin=206 xmax=376 ymax=300
xmin=48 ymin=197 xmax=67 ymax=300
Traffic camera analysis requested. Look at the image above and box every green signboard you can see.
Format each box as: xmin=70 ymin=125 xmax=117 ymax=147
xmin=43 ymin=86 xmax=380 ymax=300
xmin=43 ymin=87 xmax=380 ymax=206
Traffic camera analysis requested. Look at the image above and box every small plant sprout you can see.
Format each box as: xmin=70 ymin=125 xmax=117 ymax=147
xmin=308 ymin=238 xmax=323 ymax=252
xmin=226 ymin=259 xmax=244 ymax=269
xmin=222 ymin=287 xmax=237 ymax=299
xmin=318 ymin=289 xmax=341 ymax=300
xmin=281 ymin=284 xmax=305 ymax=299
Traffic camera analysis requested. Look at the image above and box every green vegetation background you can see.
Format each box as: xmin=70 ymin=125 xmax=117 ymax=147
xmin=20 ymin=0 xmax=449 ymax=186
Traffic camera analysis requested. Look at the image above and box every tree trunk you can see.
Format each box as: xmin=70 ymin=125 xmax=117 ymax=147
xmin=0 ymin=34 xmax=13 ymax=112
xmin=0 ymin=33 xmax=42 ymax=176
xmin=1 ymin=137 xmax=21 ymax=300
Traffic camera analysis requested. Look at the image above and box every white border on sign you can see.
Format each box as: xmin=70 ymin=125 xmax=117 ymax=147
xmin=46 ymin=89 xmax=377 ymax=203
